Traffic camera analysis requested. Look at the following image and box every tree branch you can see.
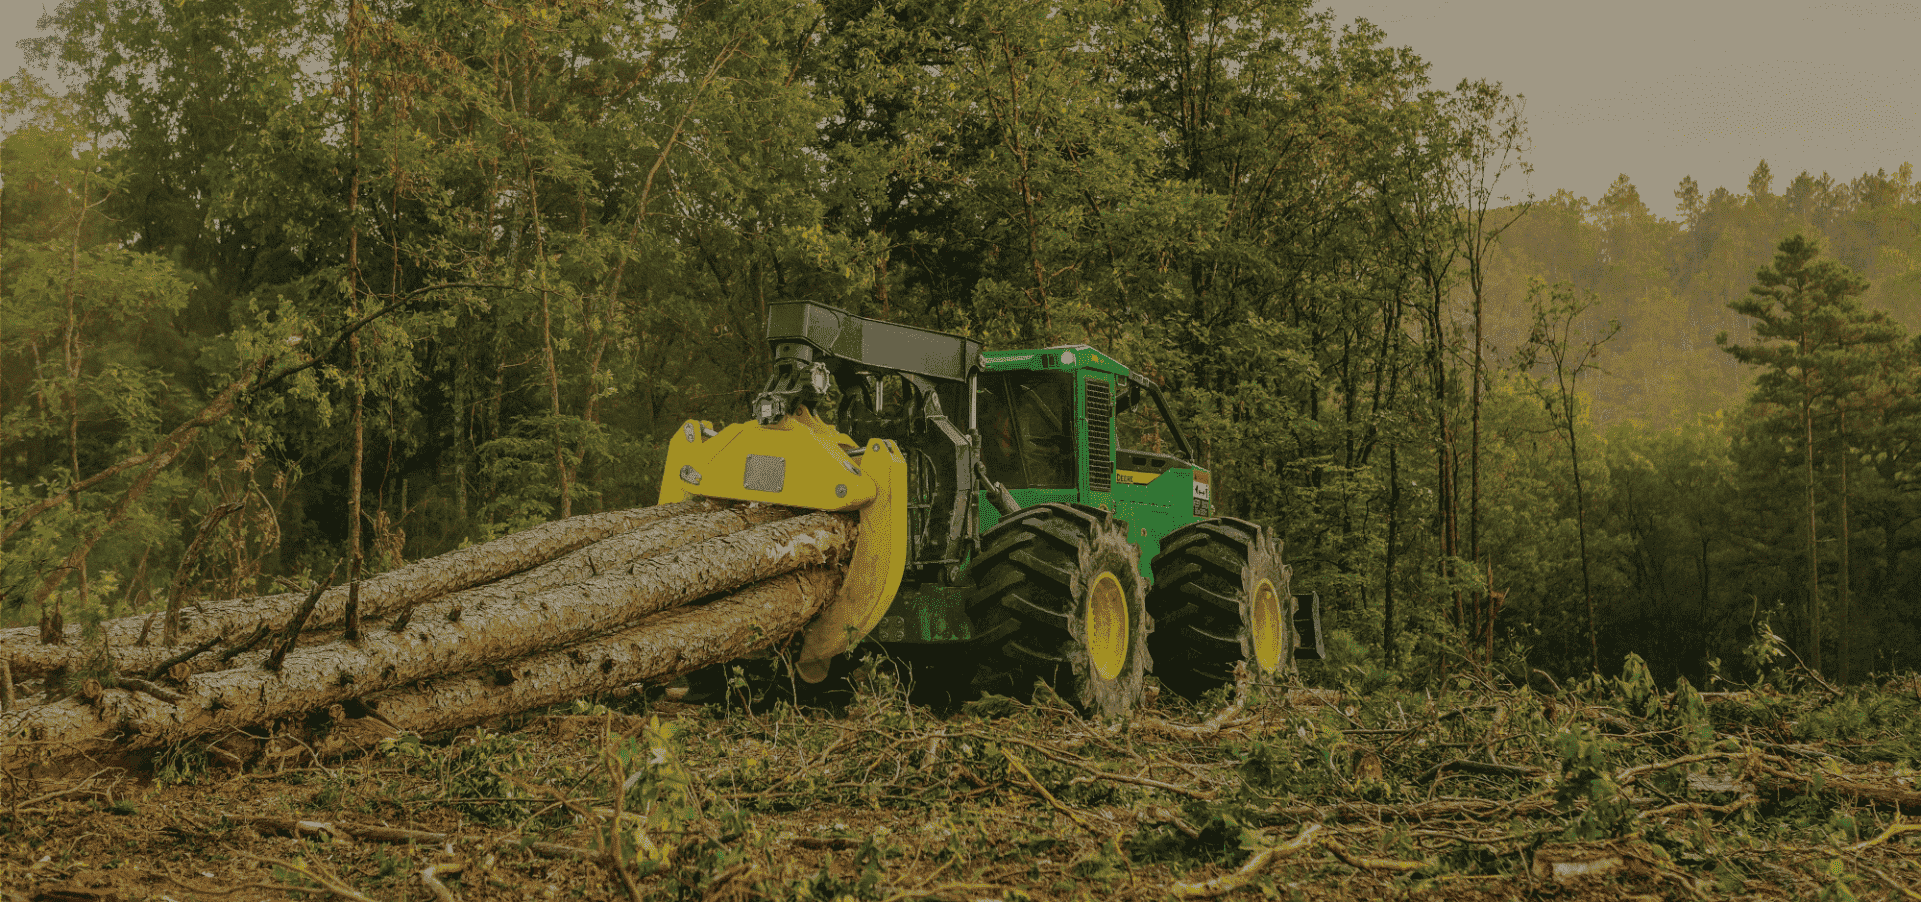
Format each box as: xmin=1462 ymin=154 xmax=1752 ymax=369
xmin=0 ymin=355 xmax=270 ymax=546
xmin=252 ymin=281 xmax=509 ymax=394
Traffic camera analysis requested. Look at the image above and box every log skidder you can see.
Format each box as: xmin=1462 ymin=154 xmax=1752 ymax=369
xmin=659 ymin=300 xmax=1324 ymax=717
xmin=1147 ymin=519 xmax=1293 ymax=699
xmin=967 ymin=503 xmax=1150 ymax=718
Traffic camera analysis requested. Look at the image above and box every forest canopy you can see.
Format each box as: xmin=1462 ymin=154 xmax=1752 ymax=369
xmin=3 ymin=0 xmax=1919 ymax=686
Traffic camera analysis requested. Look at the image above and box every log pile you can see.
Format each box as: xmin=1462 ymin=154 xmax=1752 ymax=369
xmin=0 ymin=500 xmax=855 ymax=767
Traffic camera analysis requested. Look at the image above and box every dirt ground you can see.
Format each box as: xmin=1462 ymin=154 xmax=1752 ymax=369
xmin=3 ymin=667 xmax=1918 ymax=902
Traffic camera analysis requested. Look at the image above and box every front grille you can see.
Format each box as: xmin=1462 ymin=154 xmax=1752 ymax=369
xmin=1086 ymin=378 xmax=1113 ymax=493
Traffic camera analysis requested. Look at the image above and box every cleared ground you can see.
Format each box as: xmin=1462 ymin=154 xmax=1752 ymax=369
xmin=3 ymin=660 xmax=1918 ymax=902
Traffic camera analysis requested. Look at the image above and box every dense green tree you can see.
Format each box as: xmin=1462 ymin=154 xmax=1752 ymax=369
xmin=23 ymin=0 xmax=1915 ymax=692
xmin=1599 ymin=415 xmax=1738 ymax=679
xmin=1517 ymin=281 xmax=1619 ymax=673
xmin=1 ymin=74 xmax=196 ymax=627
xmin=1719 ymin=235 xmax=1893 ymax=673
xmin=1483 ymin=160 xmax=1920 ymax=431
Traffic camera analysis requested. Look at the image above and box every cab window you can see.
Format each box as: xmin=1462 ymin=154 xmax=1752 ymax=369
xmin=977 ymin=371 xmax=1076 ymax=490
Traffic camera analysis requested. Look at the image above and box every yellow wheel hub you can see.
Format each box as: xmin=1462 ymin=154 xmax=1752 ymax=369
xmin=1084 ymin=571 xmax=1130 ymax=681
xmin=1250 ymin=577 xmax=1284 ymax=673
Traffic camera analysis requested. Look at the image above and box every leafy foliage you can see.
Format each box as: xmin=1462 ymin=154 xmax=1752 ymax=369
xmin=6 ymin=0 xmax=1921 ymax=690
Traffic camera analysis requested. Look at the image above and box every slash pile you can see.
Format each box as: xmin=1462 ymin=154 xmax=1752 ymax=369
xmin=0 ymin=500 xmax=855 ymax=768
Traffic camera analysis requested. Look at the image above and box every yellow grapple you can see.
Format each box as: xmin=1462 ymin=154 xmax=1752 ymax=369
xmin=658 ymin=408 xmax=908 ymax=682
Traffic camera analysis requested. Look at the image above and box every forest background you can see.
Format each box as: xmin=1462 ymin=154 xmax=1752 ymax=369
xmin=3 ymin=0 xmax=1918 ymax=690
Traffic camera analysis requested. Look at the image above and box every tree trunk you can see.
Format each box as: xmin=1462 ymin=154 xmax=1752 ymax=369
xmin=10 ymin=502 xmax=782 ymax=678
xmin=1568 ymin=388 xmax=1598 ymax=675
xmin=1573 ymin=450 xmax=1598 ymax=674
xmin=2 ymin=501 xmax=717 ymax=670
xmin=1805 ymin=390 xmax=1821 ymax=673
xmin=1839 ymin=410 xmax=1850 ymax=683
xmin=56 ymin=164 xmax=95 ymax=629
xmin=344 ymin=0 xmax=367 ymax=642
xmin=1383 ymin=445 xmax=1400 ymax=665
xmin=313 ymin=568 xmax=844 ymax=754
xmin=0 ymin=513 xmax=855 ymax=764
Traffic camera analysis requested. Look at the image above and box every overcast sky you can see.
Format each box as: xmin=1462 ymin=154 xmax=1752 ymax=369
xmin=5 ymin=1 xmax=1916 ymax=216
xmin=1317 ymin=0 xmax=1919 ymax=213
xmin=1 ymin=2 xmax=53 ymax=82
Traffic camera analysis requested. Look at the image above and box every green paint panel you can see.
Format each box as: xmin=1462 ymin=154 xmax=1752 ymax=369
xmin=878 ymin=346 xmax=1210 ymax=644
xmin=1112 ymin=467 xmax=1206 ymax=578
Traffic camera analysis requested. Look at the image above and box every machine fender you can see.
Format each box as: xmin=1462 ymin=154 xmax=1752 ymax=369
xmin=797 ymin=438 xmax=909 ymax=682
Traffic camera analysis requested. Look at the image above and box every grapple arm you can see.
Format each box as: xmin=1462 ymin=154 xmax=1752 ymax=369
xmin=660 ymin=302 xmax=991 ymax=679
xmin=660 ymin=409 xmax=907 ymax=681
xmin=754 ymin=302 xmax=982 ymax=423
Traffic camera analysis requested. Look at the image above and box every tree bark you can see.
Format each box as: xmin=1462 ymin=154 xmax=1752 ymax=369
xmin=0 ymin=513 xmax=855 ymax=764
xmin=2 ymin=501 xmax=717 ymax=672
xmin=345 ymin=0 xmax=367 ymax=643
xmin=313 ymin=568 xmax=843 ymax=754
xmin=22 ymin=505 xmax=781 ymax=680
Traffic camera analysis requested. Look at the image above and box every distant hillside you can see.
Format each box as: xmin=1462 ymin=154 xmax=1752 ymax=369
xmin=1484 ymin=162 xmax=1921 ymax=427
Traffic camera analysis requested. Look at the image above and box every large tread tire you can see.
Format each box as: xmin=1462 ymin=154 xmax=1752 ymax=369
xmin=1146 ymin=518 xmax=1293 ymax=700
xmin=966 ymin=503 xmax=1150 ymax=718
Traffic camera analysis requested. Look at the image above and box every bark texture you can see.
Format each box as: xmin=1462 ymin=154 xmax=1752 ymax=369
xmin=314 ymin=568 xmax=843 ymax=754
xmin=0 ymin=510 xmax=855 ymax=765
xmin=3 ymin=500 xmax=717 ymax=676
xmin=19 ymin=504 xmax=792 ymax=680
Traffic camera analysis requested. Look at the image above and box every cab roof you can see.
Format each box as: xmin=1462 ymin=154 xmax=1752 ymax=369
xmin=980 ymin=345 xmax=1134 ymax=380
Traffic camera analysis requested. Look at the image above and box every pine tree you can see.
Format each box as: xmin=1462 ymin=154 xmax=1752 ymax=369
xmin=1718 ymin=234 xmax=1891 ymax=674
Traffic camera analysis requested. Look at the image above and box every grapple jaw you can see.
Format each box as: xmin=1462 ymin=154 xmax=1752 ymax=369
xmin=659 ymin=409 xmax=908 ymax=681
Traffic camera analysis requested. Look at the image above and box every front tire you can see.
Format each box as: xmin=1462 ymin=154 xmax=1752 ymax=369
xmin=1146 ymin=518 xmax=1293 ymax=699
xmin=967 ymin=503 xmax=1150 ymax=718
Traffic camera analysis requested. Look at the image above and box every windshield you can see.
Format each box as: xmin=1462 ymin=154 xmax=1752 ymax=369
xmin=977 ymin=371 xmax=1076 ymax=490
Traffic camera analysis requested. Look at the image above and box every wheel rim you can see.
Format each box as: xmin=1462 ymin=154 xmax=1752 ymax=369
xmin=1250 ymin=577 xmax=1284 ymax=673
xmin=1085 ymin=571 xmax=1130 ymax=681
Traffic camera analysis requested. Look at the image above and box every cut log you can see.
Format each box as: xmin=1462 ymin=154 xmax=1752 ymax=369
xmin=2 ymin=500 xmax=718 ymax=677
xmin=312 ymin=568 xmax=844 ymax=754
xmin=49 ymin=504 xmax=796 ymax=680
xmin=393 ymin=504 xmax=796 ymax=623
xmin=0 ymin=512 xmax=856 ymax=765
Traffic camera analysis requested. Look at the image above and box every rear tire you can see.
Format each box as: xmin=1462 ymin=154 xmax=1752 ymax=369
xmin=1146 ymin=518 xmax=1293 ymax=700
xmin=966 ymin=503 xmax=1150 ymax=718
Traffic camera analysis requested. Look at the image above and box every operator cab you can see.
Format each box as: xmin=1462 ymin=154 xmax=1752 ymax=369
xmin=974 ymin=349 xmax=1201 ymax=492
xmin=975 ymin=370 xmax=1077 ymax=490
